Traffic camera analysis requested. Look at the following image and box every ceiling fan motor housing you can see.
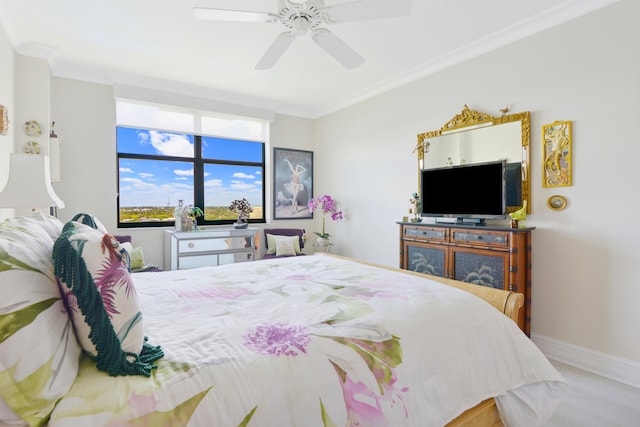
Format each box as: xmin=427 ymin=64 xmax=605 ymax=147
xmin=278 ymin=0 xmax=326 ymax=35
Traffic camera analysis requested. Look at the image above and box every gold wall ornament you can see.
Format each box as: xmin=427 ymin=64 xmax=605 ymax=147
xmin=441 ymin=104 xmax=494 ymax=131
xmin=547 ymin=195 xmax=567 ymax=211
xmin=542 ymin=120 xmax=572 ymax=187
xmin=0 ymin=105 xmax=8 ymax=135
xmin=416 ymin=105 xmax=531 ymax=214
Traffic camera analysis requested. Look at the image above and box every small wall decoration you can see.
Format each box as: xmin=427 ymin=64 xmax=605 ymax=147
xmin=24 ymin=141 xmax=41 ymax=154
xmin=542 ymin=120 xmax=572 ymax=187
xmin=547 ymin=195 xmax=567 ymax=211
xmin=273 ymin=147 xmax=313 ymax=220
xmin=24 ymin=120 xmax=43 ymax=137
xmin=0 ymin=105 xmax=8 ymax=135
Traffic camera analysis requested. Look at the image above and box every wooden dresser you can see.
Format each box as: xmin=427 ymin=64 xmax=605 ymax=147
xmin=398 ymin=222 xmax=534 ymax=335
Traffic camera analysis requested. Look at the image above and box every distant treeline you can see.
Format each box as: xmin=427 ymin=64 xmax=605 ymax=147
xmin=120 ymin=206 xmax=264 ymax=222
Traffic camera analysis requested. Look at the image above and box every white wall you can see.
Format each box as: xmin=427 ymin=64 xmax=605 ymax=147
xmin=0 ymin=22 xmax=14 ymax=221
xmin=315 ymin=0 xmax=640 ymax=365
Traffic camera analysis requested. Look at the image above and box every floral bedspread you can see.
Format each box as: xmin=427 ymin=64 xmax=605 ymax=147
xmin=49 ymin=255 xmax=565 ymax=427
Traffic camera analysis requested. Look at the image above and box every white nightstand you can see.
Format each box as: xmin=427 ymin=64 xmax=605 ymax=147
xmin=164 ymin=228 xmax=259 ymax=270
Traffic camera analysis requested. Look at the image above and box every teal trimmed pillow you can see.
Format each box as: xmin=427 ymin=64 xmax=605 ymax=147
xmin=266 ymin=233 xmax=302 ymax=255
xmin=70 ymin=212 xmax=108 ymax=233
xmin=0 ymin=214 xmax=82 ymax=427
xmin=53 ymin=221 xmax=163 ymax=377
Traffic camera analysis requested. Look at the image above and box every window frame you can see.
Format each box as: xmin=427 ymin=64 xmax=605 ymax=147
xmin=117 ymin=127 xmax=266 ymax=228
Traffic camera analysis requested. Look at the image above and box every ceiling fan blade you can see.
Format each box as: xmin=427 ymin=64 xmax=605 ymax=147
xmin=312 ymin=28 xmax=364 ymax=69
xmin=324 ymin=0 xmax=412 ymax=23
xmin=255 ymin=32 xmax=295 ymax=70
xmin=192 ymin=7 xmax=276 ymax=23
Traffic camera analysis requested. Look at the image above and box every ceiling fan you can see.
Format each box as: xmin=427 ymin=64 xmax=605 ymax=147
xmin=193 ymin=0 xmax=412 ymax=69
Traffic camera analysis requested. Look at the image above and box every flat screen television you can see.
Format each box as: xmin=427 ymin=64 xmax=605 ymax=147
xmin=420 ymin=160 xmax=506 ymax=224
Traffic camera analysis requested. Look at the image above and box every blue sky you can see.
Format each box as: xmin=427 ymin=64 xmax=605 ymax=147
xmin=117 ymin=128 xmax=263 ymax=208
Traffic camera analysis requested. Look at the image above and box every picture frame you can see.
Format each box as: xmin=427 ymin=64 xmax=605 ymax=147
xmin=273 ymin=147 xmax=313 ymax=220
xmin=542 ymin=120 xmax=572 ymax=187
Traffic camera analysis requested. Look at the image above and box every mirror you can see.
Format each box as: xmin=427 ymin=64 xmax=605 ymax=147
xmin=416 ymin=105 xmax=531 ymax=214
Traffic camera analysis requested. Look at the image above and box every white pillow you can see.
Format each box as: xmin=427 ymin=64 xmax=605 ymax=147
xmin=120 ymin=242 xmax=146 ymax=270
xmin=275 ymin=237 xmax=297 ymax=257
xmin=266 ymin=234 xmax=302 ymax=255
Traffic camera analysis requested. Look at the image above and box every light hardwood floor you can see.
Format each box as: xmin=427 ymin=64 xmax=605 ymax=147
xmin=544 ymin=360 xmax=640 ymax=426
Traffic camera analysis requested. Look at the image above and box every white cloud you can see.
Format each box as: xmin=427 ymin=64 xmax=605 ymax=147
xmin=121 ymin=177 xmax=144 ymax=184
xmin=139 ymin=172 xmax=154 ymax=179
xmin=146 ymin=130 xmax=193 ymax=157
xmin=233 ymin=172 xmax=255 ymax=179
xmin=174 ymin=169 xmax=194 ymax=177
xmin=205 ymin=179 xmax=223 ymax=187
xmin=230 ymin=180 xmax=257 ymax=191
xmin=120 ymin=167 xmax=133 ymax=173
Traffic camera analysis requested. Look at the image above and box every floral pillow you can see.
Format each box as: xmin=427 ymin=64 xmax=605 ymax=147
xmin=0 ymin=214 xmax=82 ymax=427
xmin=53 ymin=220 xmax=163 ymax=377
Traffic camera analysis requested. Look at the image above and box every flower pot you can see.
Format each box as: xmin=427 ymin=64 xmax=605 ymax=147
xmin=316 ymin=237 xmax=331 ymax=247
xmin=234 ymin=215 xmax=248 ymax=229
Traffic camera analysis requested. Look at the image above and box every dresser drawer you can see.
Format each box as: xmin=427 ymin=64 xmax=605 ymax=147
xmin=403 ymin=226 xmax=447 ymax=242
xmin=178 ymin=237 xmax=236 ymax=254
xmin=450 ymin=228 xmax=509 ymax=248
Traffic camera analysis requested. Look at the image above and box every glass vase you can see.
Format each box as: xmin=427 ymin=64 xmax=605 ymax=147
xmin=174 ymin=200 xmax=192 ymax=232
xmin=174 ymin=200 xmax=185 ymax=232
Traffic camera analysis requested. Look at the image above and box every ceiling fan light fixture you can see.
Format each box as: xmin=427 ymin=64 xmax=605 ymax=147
xmin=292 ymin=16 xmax=310 ymax=36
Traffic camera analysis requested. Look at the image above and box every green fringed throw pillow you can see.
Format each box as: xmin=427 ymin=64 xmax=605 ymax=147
xmin=53 ymin=220 xmax=163 ymax=377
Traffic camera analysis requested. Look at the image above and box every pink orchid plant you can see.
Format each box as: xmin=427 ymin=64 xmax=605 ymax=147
xmin=308 ymin=195 xmax=343 ymax=238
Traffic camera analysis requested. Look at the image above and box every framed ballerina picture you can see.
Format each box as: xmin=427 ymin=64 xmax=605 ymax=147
xmin=273 ymin=147 xmax=313 ymax=220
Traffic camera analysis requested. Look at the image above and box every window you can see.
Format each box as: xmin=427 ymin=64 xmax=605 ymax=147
xmin=116 ymin=100 xmax=267 ymax=228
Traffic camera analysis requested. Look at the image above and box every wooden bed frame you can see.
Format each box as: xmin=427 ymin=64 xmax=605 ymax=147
xmin=326 ymin=255 xmax=525 ymax=427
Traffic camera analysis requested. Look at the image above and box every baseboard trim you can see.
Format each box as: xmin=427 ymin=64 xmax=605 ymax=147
xmin=532 ymin=333 xmax=640 ymax=389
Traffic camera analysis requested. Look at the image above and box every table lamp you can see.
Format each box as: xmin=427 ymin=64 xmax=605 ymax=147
xmin=0 ymin=153 xmax=65 ymax=215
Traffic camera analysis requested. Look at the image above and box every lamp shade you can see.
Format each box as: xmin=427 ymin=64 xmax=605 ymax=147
xmin=0 ymin=153 xmax=65 ymax=209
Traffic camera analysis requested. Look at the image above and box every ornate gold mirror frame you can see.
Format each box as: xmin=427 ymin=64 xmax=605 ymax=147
xmin=416 ymin=105 xmax=531 ymax=214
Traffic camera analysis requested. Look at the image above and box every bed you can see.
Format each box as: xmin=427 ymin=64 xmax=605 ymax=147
xmin=0 ymin=214 xmax=566 ymax=427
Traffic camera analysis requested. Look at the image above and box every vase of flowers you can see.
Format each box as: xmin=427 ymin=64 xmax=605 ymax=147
xmin=229 ymin=198 xmax=253 ymax=229
xmin=308 ymin=195 xmax=343 ymax=244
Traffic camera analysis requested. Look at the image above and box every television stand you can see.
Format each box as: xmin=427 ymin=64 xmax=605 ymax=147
xmin=397 ymin=221 xmax=534 ymax=335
